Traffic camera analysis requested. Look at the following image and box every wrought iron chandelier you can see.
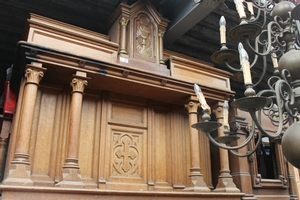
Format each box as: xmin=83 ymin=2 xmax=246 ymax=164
xmin=192 ymin=0 xmax=300 ymax=169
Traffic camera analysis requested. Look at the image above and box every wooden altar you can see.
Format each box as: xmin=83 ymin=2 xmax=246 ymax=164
xmin=0 ymin=1 xmax=298 ymax=200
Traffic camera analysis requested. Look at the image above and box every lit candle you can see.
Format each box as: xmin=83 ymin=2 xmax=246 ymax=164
xmin=223 ymin=100 xmax=229 ymax=130
xmin=247 ymin=2 xmax=254 ymax=16
xmin=219 ymin=16 xmax=226 ymax=45
xmin=234 ymin=0 xmax=246 ymax=19
xmin=194 ymin=84 xmax=211 ymax=114
xmin=238 ymin=43 xmax=252 ymax=85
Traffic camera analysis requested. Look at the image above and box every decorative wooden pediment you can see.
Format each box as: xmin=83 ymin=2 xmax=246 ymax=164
xmin=107 ymin=0 xmax=169 ymax=75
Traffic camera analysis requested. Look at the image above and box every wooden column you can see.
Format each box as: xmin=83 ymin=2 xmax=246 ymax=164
xmin=56 ymin=71 xmax=89 ymax=188
xmin=3 ymin=63 xmax=46 ymax=185
xmin=119 ymin=17 xmax=129 ymax=54
xmin=158 ymin=29 xmax=165 ymax=65
xmin=213 ymin=102 xmax=240 ymax=192
xmin=184 ymin=98 xmax=210 ymax=192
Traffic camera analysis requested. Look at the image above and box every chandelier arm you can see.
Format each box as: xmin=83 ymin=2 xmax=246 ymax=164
xmin=228 ymin=129 xmax=262 ymax=157
xmin=249 ymin=51 xmax=259 ymax=68
xmin=245 ymin=20 xmax=281 ymax=56
xmin=225 ymin=61 xmax=242 ymax=72
xmin=245 ymin=37 xmax=270 ymax=56
xmin=276 ymin=79 xmax=298 ymax=119
xmin=252 ymin=47 xmax=268 ymax=87
xmin=248 ymin=6 xmax=261 ymax=23
xmin=203 ymin=123 xmax=257 ymax=150
xmin=249 ymin=107 xmax=283 ymax=138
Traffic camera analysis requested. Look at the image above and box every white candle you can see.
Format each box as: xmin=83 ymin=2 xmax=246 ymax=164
xmin=194 ymin=84 xmax=211 ymax=114
xmin=247 ymin=2 xmax=254 ymax=16
xmin=219 ymin=16 xmax=226 ymax=45
xmin=234 ymin=0 xmax=246 ymax=19
xmin=238 ymin=43 xmax=252 ymax=85
xmin=223 ymin=100 xmax=229 ymax=129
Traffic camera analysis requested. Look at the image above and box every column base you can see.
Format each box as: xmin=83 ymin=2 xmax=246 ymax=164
xmin=2 ymin=163 xmax=33 ymax=186
xmin=55 ymin=168 xmax=85 ymax=188
xmin=214 ymin=173 xmax=240 ymax=193
xmin=183 ymin=176 xmax=211 ymax=192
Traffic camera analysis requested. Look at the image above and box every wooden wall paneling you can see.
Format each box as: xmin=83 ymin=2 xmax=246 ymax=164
xmin=78 ymin=95 xmax=102 ymax=188
xmin=170 ymin=105 xmax=189 ymax=191
xmin=29 ymin=87 xmax=63 ymax=185
xmin=54 ymin=92 xmax=71 ymax=184
xmin=151 ymin=102 xmax=173 ymax=191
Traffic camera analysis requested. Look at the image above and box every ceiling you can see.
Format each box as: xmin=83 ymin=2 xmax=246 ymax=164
xmin=0 ymin=0 xmax=270 ymax=101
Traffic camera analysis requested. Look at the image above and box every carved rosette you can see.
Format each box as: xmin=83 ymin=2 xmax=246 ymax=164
xmin=25 ymin=68 xmax=44 ymax=85
xmin=112 ymin=134 xmax=139 ymax=177
xmin=70 ymin=78 xmax=88 ymax=94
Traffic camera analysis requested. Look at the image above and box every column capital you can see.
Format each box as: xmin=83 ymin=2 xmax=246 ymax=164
xmin=120 ymin=17 xmax=129 ymax=26
xmin=158 ymin=29 xmax=165 ymax=37
xmin=212 ymin=101 xmax=225 ymax=119
xmin=25 ymin=63 xmax=47 ymax=85
xmin=185 ymin=101 xmax=200 ymax=114
xmin=70 ymin=71 xmax=90 ymax=94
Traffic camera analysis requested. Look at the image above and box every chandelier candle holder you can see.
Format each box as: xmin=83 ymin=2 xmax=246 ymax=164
xmin=192 ymin=84 xmax=221 ymax=136
xmin=196 ymin=0 xmax=300 ymax=169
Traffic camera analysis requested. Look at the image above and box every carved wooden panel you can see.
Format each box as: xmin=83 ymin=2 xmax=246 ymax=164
xmin=104 ymin=95 xmax=148 ymax=190
xmin=133 ymin=13 xmax=155 ymax=63
xmin=105 ymin=125 xmax=147 ymax=190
